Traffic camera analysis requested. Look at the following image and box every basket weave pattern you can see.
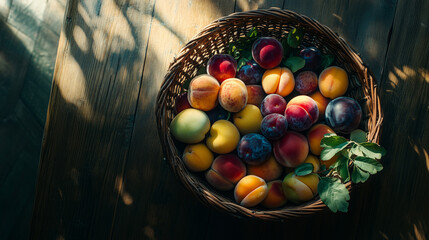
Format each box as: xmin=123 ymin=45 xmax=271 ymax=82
xmin=156 ymin=8 xmax=382 ymax=220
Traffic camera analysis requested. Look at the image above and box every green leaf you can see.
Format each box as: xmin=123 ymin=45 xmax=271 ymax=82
xmin=353 ymin=157 xmax=383 ymax=174
xmin=284 ymin=56 xmax=305 ymax=72
xmin=240 ymin=50 xmax=252 ymax=60
xmin=350 ymin=129 xmax=367 ymax=143
xmin=321 ymin=141 xmax=350 ymax=161
xmin=318 ymin=177 xmax=350 ymax=213
xmin=294 ymin=163 xmax=314 ymax=176
xmin=351 ymin=165 xmax=370 ymax=183
xmin=281 ymin=38 xmax=292 ymax=58
xmin=359 ymin=142 xmax=387 ymax=159
xmin=337 ymin=156 xmax=350 ymax=182
xmin=246 ymin=27 xmax=258 ymax=39
xmin=320 ymin=54 xmax=335 ymax=69
xmin=320 ymin=134 xmax=347 ymax=148
xmin=287 ymin=27 xmax=304 ymax=48
xmin=350 ymin=144 xmax=365 ymax=157
xmin=237 ymin=58 xmax=249 ymax=71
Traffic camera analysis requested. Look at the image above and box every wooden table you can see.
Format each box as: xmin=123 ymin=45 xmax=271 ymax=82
xmin=30 ymin=0 xmax=429 ymax=239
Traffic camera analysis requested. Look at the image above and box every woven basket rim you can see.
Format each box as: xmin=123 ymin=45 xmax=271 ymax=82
xmin=156 ymin=8 xmax=383 ymax=220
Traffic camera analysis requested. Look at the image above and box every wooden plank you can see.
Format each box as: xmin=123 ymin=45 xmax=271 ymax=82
xmin=30 ymin=0 xmax=155 ymax=238
xmin=283 ymin=0 xmax=397 ymax=82
xmin=110 ymin=0 xmax=237 ymax=239
xmin=367 ymin=0 xmax=429 ymax=238
xmin=6 ymin=0 xmax=47 ymax=39
xmin=0 ymin=0 xmax=12 ymax=20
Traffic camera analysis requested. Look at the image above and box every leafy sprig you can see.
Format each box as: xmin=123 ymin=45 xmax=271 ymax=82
xmin=294 ymin=129 xmax=386 ymax=213
xmin=227 ymin=27 xmax=258 ymax=70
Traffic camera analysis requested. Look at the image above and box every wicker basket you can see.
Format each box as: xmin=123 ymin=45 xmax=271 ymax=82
xmin=156 ymin=8 xmax=383 ymax=220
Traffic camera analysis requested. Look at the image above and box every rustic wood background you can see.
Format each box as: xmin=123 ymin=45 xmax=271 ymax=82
xmin=1 ymin=0 xmax=428 ymax=239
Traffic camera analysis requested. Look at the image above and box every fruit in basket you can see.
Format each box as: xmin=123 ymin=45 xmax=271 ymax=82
xmin=170 ymin=108 xmax=210 ymax=144
xmin=325 ymin=97 xmax=362 ymax=134
xmin=260 ymin=113 xmax=288 ymax=140
xmin=303 ymin=154 xmax=321 ymax=172
xmin=273 ymin=131 xmax=309 ymax=168
xmin=318 ymin=66 xmax=348 ymax=99
xmin=246 ymin=85 xmax=266 ymax=107
xmin=282 ymin=172 xmax=319 ymax=203
xmin=207 ymin=54 xmax=237 ymax=83
xmin=285 ymin=95 xmax=319 ymax=131
xmin=218 ymin=78 xmax=248 ymax=112
xmin=233 ymin=104 xmax=263 ymax=134
xmin=295 ymin=71 xmax=318 ymax=94
xmin=237 ymin=133 xmax=272 ymax=165
xmin=174 ymin=92 xmax=192 ymax=114
xmin=206 ymin=120 xmax=240 ymax=154
xmin=234 ymin=175 xmax=268 ymax=207
xmin=261 ymin=67 xmax=295 ymax=97
xmin=206 ymin=104 xmax=230 ymax=123
xmin=299 ymin=47 xmax=322 ymax=71
xmin=182 ymin=143 xmax=214 ymax=172
xmin=307 ymin=124 xmax=335 ymax=155
xmin=309 ymin=90 xmax=330 ymax=118
xmin=236 ymin=59 xmax=264 ymax=85
xmin=321 ymin=154 xmax=339 ymax=169
xmin=187 ymin=74 xmax=220 ymax=111
xmin=261 ymin=180 xmax=287 ymax=208
xmin=252 ymin=37 xmax=283 ymax=69
xmin=260 ymin=94 xmax=287 ymax=116
xmin=206 ymin=154 xmax=246 ymax=191
xmin=247 ymin=154 xmax=283 ymax=181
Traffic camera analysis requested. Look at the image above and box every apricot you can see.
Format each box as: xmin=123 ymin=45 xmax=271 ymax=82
xmin=218 ymin=78 xmax=248 ymax=112
xmin=295 ymin=71 xmax=318 ymax=94
xmin=182 ymin=143 xmax=214 ymax=172
xmin=282 ymin=172 xmax=319 ymax=203
xmin=252 ymin=37 xmax=283 ymax=69
xmin=246 ymin=85 xmax=266 ymax=107
xmin=187 ymin=74 xmax=220 ymax=111
xmin=285 ymin=95 xmax=319 ymax=131
xmin=207 ymin=54 xmax=237 ymax=83
xmin=309 ymin=90 xmax=330 ymax=118
xmin=233 ymin=104 xmax=263 ymax=135
xmin=273 ymin=131 xmax=309 ymax=168
xmin=303 ymin=155 xmax=320 ymax=173
xmin=319 ymin=66 xmax=348 ymax=99
xmin=206 ymin=154 xmax=246 ymax=191
xmin=262 ymin=67 xmax=295 ymax=97
xmin=247 ymin=154 xmax=283 ymax=181
xmin=261 ymin=180 xmax=287 ymax=208
xmin=307 ymin=124 xmax=335 ymax=155
xmin=234 ymin=175 xmax=268 ymax=207
xmin=206 ymin=120 xmax=240 ymax=154
xmin=170 ymin=108 xmax=210 ymax=144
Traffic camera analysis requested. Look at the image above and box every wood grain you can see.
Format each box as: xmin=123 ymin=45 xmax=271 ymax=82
xmin=30 ymin=0 xmax=155 ymax=238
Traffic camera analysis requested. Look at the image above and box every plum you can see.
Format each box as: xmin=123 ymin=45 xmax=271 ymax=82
xmin=237 ymin=133 xmax=272 ymax=165
xmin=260 ymin=113 xmax=288 ymax=140
xmin=299 ymin=47 xmax=322 ymax=71
xmin=236 ymin=59 xmax=264 ymax=85
xmin=260 ymin=94 xmax=287 ymax=116
xmin=325 ymin=97 xmax=362 ymax=134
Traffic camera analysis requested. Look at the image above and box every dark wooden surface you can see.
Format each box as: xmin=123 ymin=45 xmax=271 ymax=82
xmin=30 ymin=0 xmax=429 ymax=239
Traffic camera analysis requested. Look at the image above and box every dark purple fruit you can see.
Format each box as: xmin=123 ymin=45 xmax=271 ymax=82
xmin=236 ymin=59 xmax=264 ymax=85
xmin=325 ymin=97 xmax=362 ymax=134
xmin=299 ymin=47 xmax=322 ymax=71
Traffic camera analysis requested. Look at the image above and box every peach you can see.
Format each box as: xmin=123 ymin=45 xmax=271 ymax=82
xmin=247 ymin=154 xmax=283 ymax=181
xmin=206 ymin=120 xmax=240 ymax=154
xmin=207 ymin=54 xmax=237 ymax=83
xmin=187 ymin=74 xmax=220 ymax=111
xmin=182 ymin=143 xmax=214 ymax=172
xmin=303 ymin=155 xmax=320 ymax=173
xmin=170 ymin=108 xmax=210 ymax=144
xmin=261 ymin=180 xmax=287 ymax=208
xmin=206 ymin=154 xmax=246 ymax=191
xmin=285 ymin=95 xmax=319 ymax=131
xmin=234 ymin=175 xmax=268 ymax=207
xmin=273 ymin=131 xmax=309 ymax=168
xmin=295 ymin=71 xmax=318 ymax=94
xmin=319 ymin=66 xmax=349 ymax=99
xmin=282 ymin=172 xmax=319 ymax=203
xmin=307 ymin=124 xmax=335 ymax=155
xmin=252 ymin=37 xmax=283 ymax=69
xmin=309 ymin=90 xmax=330 ymax=118
xmin=233 ymin=104 xmax=263 ymax=135
xmin=261 ymin=67 xmax=295 ymax=97
xmin=218 ymin=78 xmax=248 ymax=112
xmin=246 ymin=85 xmax=266 ymax=107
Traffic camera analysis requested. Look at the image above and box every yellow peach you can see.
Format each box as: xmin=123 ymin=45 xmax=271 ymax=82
xmin=182 ymin=143 xmax=214 ymax=172
xmin=206 ymin=120 xmax=240 ymax=154
xmin=233 ymin=104 xmax=263 ymax=135
xmin=319 ymin=66 xmax=348 ymax=99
